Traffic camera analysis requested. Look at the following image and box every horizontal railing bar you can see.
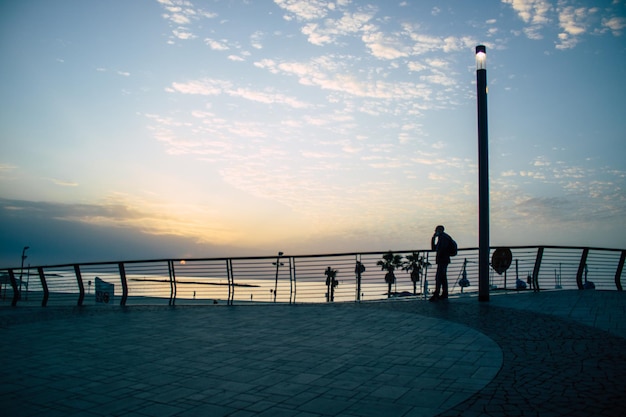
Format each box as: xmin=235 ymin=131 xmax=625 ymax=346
xmin=4 ymin=244 xmax=626 ymax=271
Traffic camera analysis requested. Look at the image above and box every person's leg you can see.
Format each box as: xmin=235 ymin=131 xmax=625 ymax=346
xmin=441 ymin=263 xmax=449 ymax=298
xmin=431 ymin=264 xmax=442 ymax=300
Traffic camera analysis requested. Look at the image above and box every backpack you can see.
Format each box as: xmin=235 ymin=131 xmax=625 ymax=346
xmin=448 ymin=238 xmax=458 ymax=257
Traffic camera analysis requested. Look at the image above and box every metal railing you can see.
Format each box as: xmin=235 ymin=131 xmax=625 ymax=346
xmin=1 ymin=245 xmax=624 ymax=307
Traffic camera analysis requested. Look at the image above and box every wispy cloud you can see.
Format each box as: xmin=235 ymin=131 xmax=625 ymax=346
xmin=302 ymin=9 xmax=376 ymax=46
xmin=0 ymin=163 xmax=16 ymax=173
xmin=254 ymin=57 xmax=434 ymax=102
xmin=361 ymin=28 xmax=410 ymax=59
xmin=274 ymin=0 xmax=331 ymax=21
xmin=502 ymin=0 xmax=624 ymax=49
xmin=492 ymin=159 xmax=626 ymax=231
xmin=602 ymin=16 xmax=626 ymax=36
xmin=172 ymin=28 xmax=195 ymax=40
xmin=250 ymin=31 xmax=265 ymax=49
xmin=167 ymin=78 xmax=311 ymax=109
xmin=48 ymin=178 xmax=79 ymax=187
xmin=204 ymin=38 xmax=230 ymax=50
xmin=156 ymin=0 xmax=218 ymax=43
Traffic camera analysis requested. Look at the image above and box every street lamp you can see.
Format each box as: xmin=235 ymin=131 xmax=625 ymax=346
xmin=476 ymin=46 xmax=486 ymax=70
xmin=272 ymin=251 xmax=284 ymax=303
xmin=476 ymin=45 xmax=490 ymax=302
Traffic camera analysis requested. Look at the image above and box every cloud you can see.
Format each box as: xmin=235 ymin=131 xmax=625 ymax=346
xmin=554 ymin=4 xmax=599 ymax=49
xmin=156 ymin=0 xmax=218 ymax=43
xmin=204 ymin=38 xmax=230 ymax=50
xmin=274 ymin=0 xmax=331 ymax=21
xmin=603 ymin=16 xmax=626 ymax=35
xmin=141 ymin=105 xmax=474 ymax=243
xmin=502 ymin=0 xmax=551 ymax=25
xmin=254 ymin=57 xmax=434 ymax=102
xmin=250 ymin=31 xmax=264 ymax=49
xmin=0 ymin=198 xmax=249 ymax=266
xmin=172 ymin=28 xmax=196 ymax=40
xmin=531 ymin=156 xmax=551 ymax=167
xmin=232 ymin=87 xmax=311 ymax=108
xmin=0 ymin=194 xmax=253 ymax=249
xmin=0 ymin=163 xmax=17 ymax=173
xmin=491 ymin=160 xmax=626 ymax=235
xmin=167 ymin=78 xmax=311 ymax=109
xmin=503 ymin=0 xmax=622 ymax=49
xmin=48 ymin=178 xmax=79 ymax=187
xmin=419 ymin=71 xmax=457 ymax=87
xmin=558 ymin=5 xmax=591 ymax=36
xmin=407 ymin=61 xmax=427 ymax=72
xmin=301 ymin=9 xmax=375 ymax=46
xmin=168 ymin=78 xmax=231 ymax=95
xmin=274 ymin=2 xmax=473 ymax=61
xmin=513 ymin=196 xmax=577 ymax=221
xmin=401 ymin=24 xmax=477 ymax=56
xmin=168 ymin=13 xmax=190 ymax=25
xmin=361 ymin=28 xmax=410 ymax=59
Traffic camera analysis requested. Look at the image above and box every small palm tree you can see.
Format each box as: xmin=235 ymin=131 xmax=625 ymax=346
xmin=324 ymin=267 xmax=338 ymax=302
xmin=402 ymin=252 xmax=431 ymax=295
xmin=377 ymin=251 xmax=403 ymax=298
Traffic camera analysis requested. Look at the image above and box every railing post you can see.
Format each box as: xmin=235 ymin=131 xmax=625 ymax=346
xmin=289 ymin=257 xmax=295 ymax=304
xmin=615 ymin=250 xmax=625 ymax=291
xmin=532 ymin=247 xmax=544 ymax=292
xmin=8 ymin=269 xmax=19 ymax=306
xmin=576 ymin=248 xmax=589 ymax=290
xmin=38 ymin=267 xmax=49 ymax=307
xmin=119 ymin=263 xmax=128 ymax=306
xmin=168 ymin=260 xmax=177 ymax=306
xmin=75 ymin=265 xmax=85 ymax=306
xmin=226 ymin=259 xmax=234 ymax=306
xmin=424 ymin=252 xmax=431 ymax=299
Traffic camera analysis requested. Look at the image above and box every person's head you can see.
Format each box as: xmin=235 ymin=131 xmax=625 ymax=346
xmin=435 ymin=225 xmax=445 ymax=235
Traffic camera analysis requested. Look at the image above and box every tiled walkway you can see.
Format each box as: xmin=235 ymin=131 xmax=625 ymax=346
xmin=1 ymin=290 xmax=624 ymax=416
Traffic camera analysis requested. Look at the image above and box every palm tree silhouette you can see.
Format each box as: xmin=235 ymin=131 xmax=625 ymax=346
xmin=402 ymin=252 xmax=430 ymax=295
xmin=324 ymin=267 xmax=338 ymax=302
xmin=377 ymin=251 xmax=403 ymax=298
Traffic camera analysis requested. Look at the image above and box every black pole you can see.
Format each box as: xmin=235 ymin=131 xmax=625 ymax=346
xmin=273 ymin=251 xmax=283 ymax=303
xmin=476 ymin=45 xmax=490 ymax=302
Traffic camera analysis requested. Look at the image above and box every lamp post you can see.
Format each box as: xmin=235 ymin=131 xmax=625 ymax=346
xmin=272 ymin=251 xmax=284 ymax=303
xmin=476 ymin=45 xmax=490 ymax=302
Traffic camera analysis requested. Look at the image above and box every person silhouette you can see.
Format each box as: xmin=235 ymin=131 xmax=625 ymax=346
xmin=430 ymin=225 xmax=455 ymax=301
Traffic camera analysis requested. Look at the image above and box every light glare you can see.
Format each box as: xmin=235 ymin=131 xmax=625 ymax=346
xmin=476 ymin=51 xmax=486 ymax=70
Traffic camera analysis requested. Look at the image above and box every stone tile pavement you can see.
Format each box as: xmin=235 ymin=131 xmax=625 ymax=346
xmin=370 ymin=290 xmax=626 ymax=416
xmin=1 ymin=290 xmax=624 ymax=416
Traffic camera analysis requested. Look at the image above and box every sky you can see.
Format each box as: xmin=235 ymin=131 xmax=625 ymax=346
xmin=1 ymin=0 xmax=625 ymax=267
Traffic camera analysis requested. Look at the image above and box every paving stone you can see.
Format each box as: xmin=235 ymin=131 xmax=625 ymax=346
xmin=1 ymin=290 xmax=624 ymax=416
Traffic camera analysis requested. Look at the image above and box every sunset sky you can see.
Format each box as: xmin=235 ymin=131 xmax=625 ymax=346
xmin=1 ymin=0 xmax=625 ymax=267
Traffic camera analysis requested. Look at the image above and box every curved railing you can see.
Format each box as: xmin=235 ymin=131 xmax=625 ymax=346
xmin=1 ymin=245 xmax=624 ymax=307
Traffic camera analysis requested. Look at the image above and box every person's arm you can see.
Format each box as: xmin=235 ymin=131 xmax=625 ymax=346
xmin=431 ymin=234 xmax=437 ymax=251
